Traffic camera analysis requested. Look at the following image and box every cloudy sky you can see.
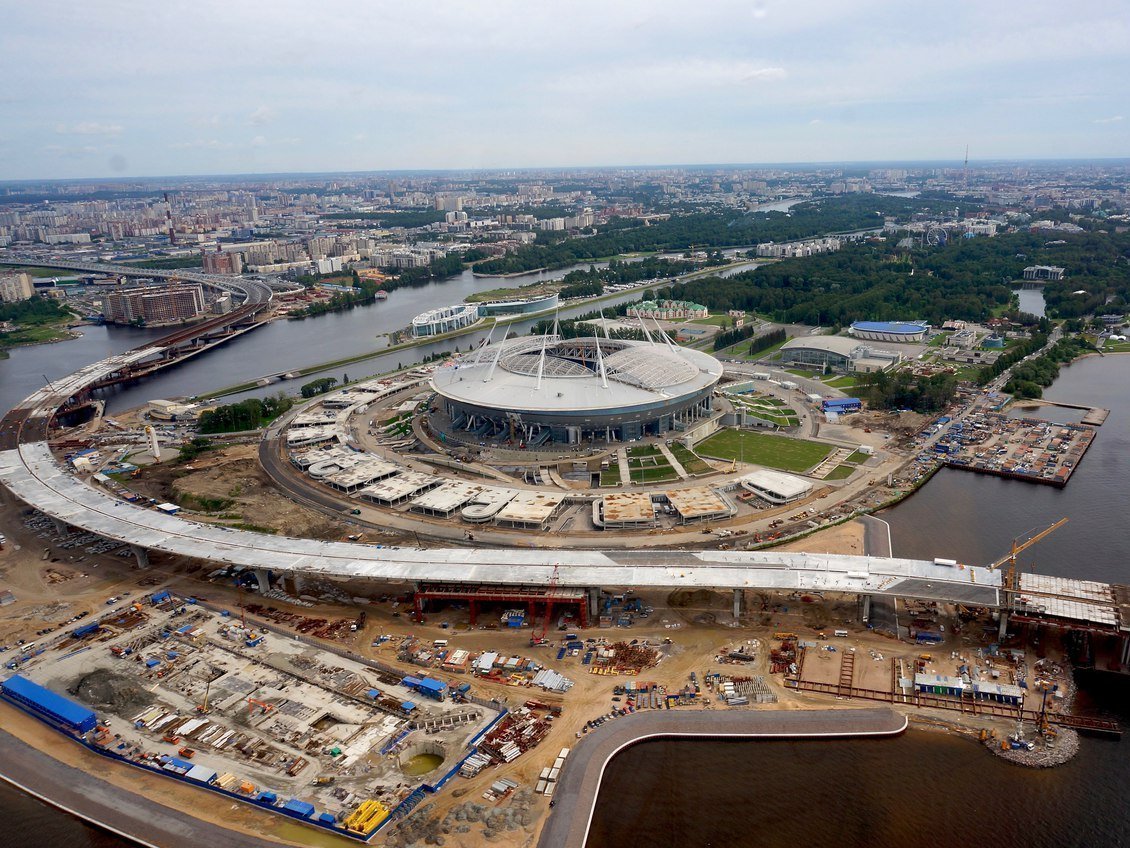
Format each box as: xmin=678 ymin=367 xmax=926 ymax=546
xmin=1 ymin=0 xmax=1127 ymax=179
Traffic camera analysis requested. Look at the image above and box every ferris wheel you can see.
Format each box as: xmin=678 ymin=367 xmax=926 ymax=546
xmin=925 ymin=227 xmax=948 ymax=247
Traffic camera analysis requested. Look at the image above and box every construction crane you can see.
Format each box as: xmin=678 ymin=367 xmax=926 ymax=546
xmin=530 ymin=564 xmax=560 ymax=647
xmin=987 ymin=518 xmax=1068 ymax=591
xmin=196 ymin=676 xmax=212 ymax=714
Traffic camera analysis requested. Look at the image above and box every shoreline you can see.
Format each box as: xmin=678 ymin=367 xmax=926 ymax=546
xmin=537 ymin=708 xmax=908 ymax=848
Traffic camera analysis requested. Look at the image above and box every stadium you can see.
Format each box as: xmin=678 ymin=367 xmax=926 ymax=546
xmin=848 ymin=321 xmax=929 ymax=343
xmin=429 ymin=335 xmax=723 ymax=445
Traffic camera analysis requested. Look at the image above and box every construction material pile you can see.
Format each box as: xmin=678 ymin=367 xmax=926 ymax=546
xmin=478 ymin=709 xmax=550 ymax=764
xmin=591 ymin=641 xmax=661 ymax=675
xmin=770 ymin=632 xmax=797 ymax=674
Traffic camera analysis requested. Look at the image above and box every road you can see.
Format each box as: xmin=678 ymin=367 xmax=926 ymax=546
xmin=0 ymin=727 xmax=283 ymax=848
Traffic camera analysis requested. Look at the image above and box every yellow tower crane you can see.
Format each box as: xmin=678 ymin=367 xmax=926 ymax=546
xmin=987 ymin=518 xmax=1069 ymax=592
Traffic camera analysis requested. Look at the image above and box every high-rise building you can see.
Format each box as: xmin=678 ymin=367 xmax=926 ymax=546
xmin=202 ymin=247 xmax=244 ymax=275
xmin=0 ymin=272 xmax=35 ymax=303
xmin=103 ymin=284 xmax=205 ymax=326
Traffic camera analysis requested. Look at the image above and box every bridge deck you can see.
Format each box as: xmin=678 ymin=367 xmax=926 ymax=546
xmin=0 ymin=442 xmax=1002 ymax=603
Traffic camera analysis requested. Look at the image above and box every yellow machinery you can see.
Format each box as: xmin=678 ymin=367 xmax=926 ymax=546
xmin=343 ymin=799 xmax=391 ymax=833
xmin=987 ymin=518 xmax=1068 ymax=592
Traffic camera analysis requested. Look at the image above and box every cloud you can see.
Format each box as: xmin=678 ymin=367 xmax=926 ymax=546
xmin=248 ymin=106 xmax=275 ymax=126
xmin=55 ymin=121 xmax=123 ymax=136
xmin=549 ymin=58 xmax=786 ymax=99
xmin=170 ymin=139 xmax=234 ymax=150
xmin=1093 ymin=115 xmax=1124 ymax=124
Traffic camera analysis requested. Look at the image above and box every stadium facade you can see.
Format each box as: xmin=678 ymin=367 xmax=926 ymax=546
xmin=430 ymin=335 xmax=723 ymax=444
xmin=848 ymin=321 xmax=929 ymax=343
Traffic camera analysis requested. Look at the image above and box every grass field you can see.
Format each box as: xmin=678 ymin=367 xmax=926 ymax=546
xmin=824 ymin=464 xmax=856 ymax=480
xmin=630 ymin=466 xmax=679 ymax=484
xmin=689 ymin=315 xmax=732 ymax=327
xmin=1103 ymin=341 xmax=1130 ymax=353
xmin=599 ymin=468 xmax=623 ymax=487
xmin=668 ymin=442 xmax=713 ymax=475
xmin=822 ymin=375 xmax=858 ymax=389
xmin=723 ymin=336 xmax=789 ymax=361
xmin=845 ymin=450 xmax=872 ymax=464
xmin=695 ymin=429 xmax=833 ymax=472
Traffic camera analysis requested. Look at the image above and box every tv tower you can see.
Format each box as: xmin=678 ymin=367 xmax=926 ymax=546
xmin=963 ymin=145 xmax=969 ymax=192
xmin=164 ymin=192 xmax=176 ymax=245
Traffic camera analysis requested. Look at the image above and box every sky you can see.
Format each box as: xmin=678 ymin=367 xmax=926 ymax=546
xmin=0 ymin=0 xmax=1127 ymax=180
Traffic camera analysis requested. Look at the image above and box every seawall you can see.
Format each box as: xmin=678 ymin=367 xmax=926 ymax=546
xmin=537 ymin=707 xmax=907 ymax=848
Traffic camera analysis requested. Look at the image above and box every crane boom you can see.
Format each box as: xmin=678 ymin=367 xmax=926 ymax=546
xmin=987 ymin=518 xmax=1068 ymax=572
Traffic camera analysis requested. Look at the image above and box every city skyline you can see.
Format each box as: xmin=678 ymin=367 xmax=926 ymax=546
xmin=2 ymin=0 xmax=1128 ymax=180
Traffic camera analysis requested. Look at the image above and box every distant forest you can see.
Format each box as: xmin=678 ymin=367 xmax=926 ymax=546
xmin=646 ymin=229 xmax=1130 ymax=327
xmin=473 ymin=195 xmax=962 ymax=275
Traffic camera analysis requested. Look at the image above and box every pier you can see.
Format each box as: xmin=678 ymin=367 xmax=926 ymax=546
xmin=935 ymin=412 xmax=1095 ymax=488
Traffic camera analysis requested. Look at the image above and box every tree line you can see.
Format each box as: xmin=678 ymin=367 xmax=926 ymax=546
xmin=714 ymin=325 xmax=784 ymax=352
xmin=855 ymin=370 xmax=958 ymax=414
xmin=1003 ymin=335 xmax=1095 ymax=399
xmin=198 ymin=393 xmax=293 ymax=434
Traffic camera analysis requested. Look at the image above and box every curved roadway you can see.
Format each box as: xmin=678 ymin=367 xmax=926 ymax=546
xmin=537 ymin=708 xmax=908 ymax=848
xmin=0 ymin=269 xmax=1002 ymax=606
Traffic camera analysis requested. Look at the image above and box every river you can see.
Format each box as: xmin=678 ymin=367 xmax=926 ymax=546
xmin=590 ymin=353 xmax=1130 ymax=847
xmin=0 ymin=262 xmax=655 ymax=416
xmin=4 ymin=272 xmax=1129 ymax=847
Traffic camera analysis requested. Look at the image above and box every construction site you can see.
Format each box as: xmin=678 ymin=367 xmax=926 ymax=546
xmin=3 ymin=590 xmax=508 ymax=841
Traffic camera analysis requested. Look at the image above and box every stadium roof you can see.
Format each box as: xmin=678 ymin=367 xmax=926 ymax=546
xmin=781 ymin=336 xmax=862 ymax=356
xmin=432 ymin=336 xmax=722 ymax=414
xmin=850 ymin=321 xmax=928 ymax=334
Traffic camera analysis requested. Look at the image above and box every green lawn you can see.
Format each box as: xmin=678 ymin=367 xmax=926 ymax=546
xmin=630 ymin=465 xmax=679 ymax=484
xmin=823 ymin=376 xmax=858 ymax=389
xmin=1103 ymin=341 xmax=1130 ymax=352
xmin=626 ymin=444 xmax=663 ymax=459
xmin=825 ymin=465 xmax=856 ymax=480
xmin=722 ymin=336 xmax=789 ymax=361
xmin=695 ymin=429 xmax=834 ymax=472
xmin=599 ymin=468 xmax=622 ymax=486
xmin=928 ymin=334 xmax=950 ymax=347
xmin=845 ymin=450 xmax=872 ymax=464
xmin=668 ymin=442 xmax=713 ymax=475
xmin=689 ymin=315 xmax=733 ymax=327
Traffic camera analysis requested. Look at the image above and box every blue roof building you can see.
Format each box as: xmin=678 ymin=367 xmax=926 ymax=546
xmin=821 ymin=397 xmax=863 ymax=413
xmin=1 ymin=675 xmax=98 ymax=733
xmin=849 ymin=321 xmax=929 ymax=342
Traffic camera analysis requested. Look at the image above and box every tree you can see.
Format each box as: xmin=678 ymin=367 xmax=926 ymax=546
xmin=300 ymin=377 xmax=338 ymax=398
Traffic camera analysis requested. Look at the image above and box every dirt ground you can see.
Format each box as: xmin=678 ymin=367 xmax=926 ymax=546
xmin=126 ymin=444 xmax=355 ymax=540
xmin=777 ymin=520 xmax=866 ymax=555
xmin=0 ymin=492 xmax=1030 ymax=848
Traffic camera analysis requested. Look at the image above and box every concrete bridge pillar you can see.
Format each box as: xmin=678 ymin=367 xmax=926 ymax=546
xmin=129 ymin=544 xmax=149 ymax=569
xmin=587 ymin=588 xmax=600 ymax=622
xmin=733 ymin=589 xmax=743 ymax=620
xmin=861 ymin=595 xmax=872 ymax=624
xmin=997 ymin=610 xmax=1009 ymax=641
xmin=52 ymin=518 xmax=68 ymax=536
xmin=290 ymin=573 xmax=306 ymax=595
xmin=1121 ymin=635 xmax=1130 ymax=669
xmin=254 ymin=568 xmax=271 ymax=594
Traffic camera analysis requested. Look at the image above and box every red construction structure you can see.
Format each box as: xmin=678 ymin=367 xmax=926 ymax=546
xmin=413 ymin=581 xmax=589 ymax=629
